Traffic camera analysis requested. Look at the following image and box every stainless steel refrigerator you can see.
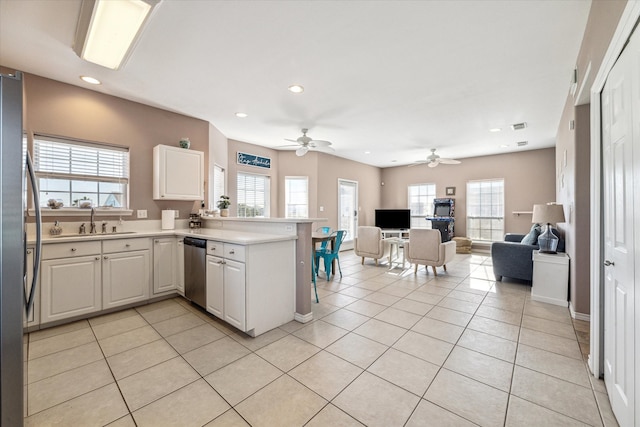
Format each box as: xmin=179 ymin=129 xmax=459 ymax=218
xmin=1 ymin=71 xmax=41 ymax=425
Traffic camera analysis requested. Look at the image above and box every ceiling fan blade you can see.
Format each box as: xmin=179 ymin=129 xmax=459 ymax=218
xmin=310 ymin=139 xmax=332 ymax=147
xmin=427 ymin=161 xmax=439 ymax=168
xmin=316 ymin=145 xmax=335 ymax=152
xmin=439 ymin=159 xmax=461 ymax=164
xmin=296 ymin=146 xmax=309 ymax=156
xmin=408 ymin=161 xmax=428 ymax=167
xmin=284 ymin=138 xmax=300 ymax=143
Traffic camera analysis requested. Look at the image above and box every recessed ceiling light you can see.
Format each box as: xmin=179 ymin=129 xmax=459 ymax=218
xmin=288 ymin=84 xmax=304 ymax=94
xmin=80 ymin=75 xmax=101 ymax=85
xmin=489 ymin=128 xmax=502 ymax=132
xmin=364 ymin=151 xmax=371 ymax=154
xmin=235 ymin=112 xmax=248 ymax=118
xmin=500 ymin=144 xmax=509 ymax=148
xmin=391 ymin=160 xmax=397 ymax=163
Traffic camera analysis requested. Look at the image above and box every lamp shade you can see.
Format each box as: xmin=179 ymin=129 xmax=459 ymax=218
xmin=532 ymin=204 xmax=565 ymax=225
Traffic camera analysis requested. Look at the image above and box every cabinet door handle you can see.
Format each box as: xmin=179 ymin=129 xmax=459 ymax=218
xmin=604 ymin=260 xmax=615 ymax=267
xmin=71 ymin=248 xmax=77 ymax=252
xmin=229 ymin=249 xmax=235 ymax=254
xmin=27 ymin=249 xmax=32 ymax=255
xmin=125 ymin=244 xmax=130 ymax=247
xmin=104 ymin=256 xmax=109 ymax=260
xmin=95 ymin=257 xmax=100 ymax=261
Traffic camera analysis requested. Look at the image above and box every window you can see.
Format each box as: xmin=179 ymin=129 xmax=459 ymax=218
xmin=33 ymin=135 xmax=129 ymax=209
xmin=466 ymin=179 xmax=504 ymax=241
xmin=213 ymin=164 xmax=225 ymax=208
xmin=284 ymin=176 xmax=308 ymax=218
xmin=237 ymin=172 xmax=270 ymax=217
xmin=408 ymin=183 xmax=436 ymax=228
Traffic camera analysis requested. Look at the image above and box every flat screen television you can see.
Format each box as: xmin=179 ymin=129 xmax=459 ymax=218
xmin=375 ymin=209 xmax=411 ymax=230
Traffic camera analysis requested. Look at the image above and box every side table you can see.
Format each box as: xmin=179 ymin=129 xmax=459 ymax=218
xmin=531 ymin=250 xmax=570 ymax=307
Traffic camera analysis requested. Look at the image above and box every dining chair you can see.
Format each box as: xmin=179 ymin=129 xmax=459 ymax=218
xmin=315 ymin=226 xmax=333 ymax=251
xmin=315 ymin=230 xmax=346 ymax=281
xmin=311 ymin=252 xmax=319 ymax=303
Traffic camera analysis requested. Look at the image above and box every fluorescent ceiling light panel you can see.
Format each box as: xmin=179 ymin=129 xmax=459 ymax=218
xmin=74 ymin=0 xmax=159 ymax=70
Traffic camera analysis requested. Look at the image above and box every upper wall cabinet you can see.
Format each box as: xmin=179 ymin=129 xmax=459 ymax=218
xmin=153 ymin=144 xmax=204 ymax=200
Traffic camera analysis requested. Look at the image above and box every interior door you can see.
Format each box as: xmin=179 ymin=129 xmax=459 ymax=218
xmin=601 ymin=28 xmax=637 ymax=427
xmin=338 ymin=179 xmax=358 ymax=250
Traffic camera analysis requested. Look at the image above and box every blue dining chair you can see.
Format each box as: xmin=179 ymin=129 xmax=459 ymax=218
xmin=315 ymin=230 xmax=346 ymax=281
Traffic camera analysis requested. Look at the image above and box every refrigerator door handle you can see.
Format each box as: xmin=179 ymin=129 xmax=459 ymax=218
xmin=24 ymin=152 xmax=41 ymax=317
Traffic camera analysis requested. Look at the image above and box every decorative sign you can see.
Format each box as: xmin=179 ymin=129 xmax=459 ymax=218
xmin=237 ymin=152 xmax=271 ymax=169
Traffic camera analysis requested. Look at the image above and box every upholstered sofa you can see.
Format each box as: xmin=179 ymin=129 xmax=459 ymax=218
xmin=491 ymin=229 xmax=565 ymax=283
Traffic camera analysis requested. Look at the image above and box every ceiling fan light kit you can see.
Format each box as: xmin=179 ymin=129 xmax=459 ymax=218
xmin=410 ymin=148 xmax=461 ymax=168
xmin=282 ymin=128 xmax=333 ymax=157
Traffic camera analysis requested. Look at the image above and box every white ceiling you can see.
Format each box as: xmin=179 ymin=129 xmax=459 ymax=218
xmin=0 ymin=0 xmax=591 ymax=167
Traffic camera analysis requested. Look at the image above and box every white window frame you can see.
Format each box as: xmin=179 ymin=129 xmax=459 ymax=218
xmin=32 ymin=134 xmax=131 ymax=215
xmin=213 ymin=164 xmax=225 ymax=209
xmin=466 ymin=178 xmax=504 ymax=242
xmin=237 ymin=172 xmax=270 ymax=218
xmin=408 ymin=183 xmax=436 ymax=228
xmin=284 ymin=176 xmax=309 ymax=219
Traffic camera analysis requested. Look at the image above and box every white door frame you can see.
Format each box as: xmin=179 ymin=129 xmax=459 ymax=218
xmin=589 ymin=1 xmax=640 ymax=380
xmin=338 ymin=179 xmax=358 ymax=250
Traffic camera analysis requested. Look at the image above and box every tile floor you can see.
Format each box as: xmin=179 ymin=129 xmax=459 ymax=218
xmin=24 ymin=251 xmax=619 ymax=426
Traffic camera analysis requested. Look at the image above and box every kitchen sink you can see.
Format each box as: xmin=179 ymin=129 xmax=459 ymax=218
xmin=49 ymin=231 xmax=138 ymax=238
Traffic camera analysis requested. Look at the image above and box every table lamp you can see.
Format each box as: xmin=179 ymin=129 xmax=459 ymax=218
xmin=532 ymin=203 xmax=565 ymax=253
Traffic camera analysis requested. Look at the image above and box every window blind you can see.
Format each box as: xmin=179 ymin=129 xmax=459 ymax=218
xmin=213 ymin=164 xmax=225 ymax=205
xmin=285 ymin=176 xmax=308 ymax=218
xmin=237 ymin=172 xmax=269 ymax=217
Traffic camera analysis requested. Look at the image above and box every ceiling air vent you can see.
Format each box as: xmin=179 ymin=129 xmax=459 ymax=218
xmin=516 ymin=141 xmax=528 ymax=147
xmin=510 ymin=122 xmax=527 ymax=130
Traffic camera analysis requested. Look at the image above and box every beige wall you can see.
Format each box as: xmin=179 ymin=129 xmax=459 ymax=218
xmin=381 ymin=149 xmax=557 ymax=237
xmin=22 ymin=73 xmax=210 ymax=221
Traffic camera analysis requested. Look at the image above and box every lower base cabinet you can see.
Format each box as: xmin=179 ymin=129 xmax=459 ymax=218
xmin=153 ymin=238 xmax=177 ymax=294
xmin=103 ymin=250 xmax=150 ymax=309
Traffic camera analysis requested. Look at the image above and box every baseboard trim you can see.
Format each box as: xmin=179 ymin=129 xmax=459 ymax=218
xmin=294 ymin=312 xmax=314 ymax=323
xmin=569 ymin=301 xmax=591 ymax=321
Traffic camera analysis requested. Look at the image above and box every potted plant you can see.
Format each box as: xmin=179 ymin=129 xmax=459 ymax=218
xmin=217 ymin=195 xmax=231 ymax=217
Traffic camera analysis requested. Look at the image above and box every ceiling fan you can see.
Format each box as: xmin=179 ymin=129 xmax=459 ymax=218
xmin=410 ymin=148 xmax=461 ymax=168
xmin=282 ymin=128 xmax=334 ymax=156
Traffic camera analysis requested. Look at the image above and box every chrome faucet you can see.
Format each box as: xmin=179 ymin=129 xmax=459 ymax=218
xmin=89 ymin=207 xmax=97 ymax=234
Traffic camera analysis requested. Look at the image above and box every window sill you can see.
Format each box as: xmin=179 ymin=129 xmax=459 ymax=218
xmin=29 ymin=208 xmax=133 ymax=217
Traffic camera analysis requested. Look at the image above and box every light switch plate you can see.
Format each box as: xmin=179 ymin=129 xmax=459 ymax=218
xmin=137 ymin=209 xmax=147 ymax=218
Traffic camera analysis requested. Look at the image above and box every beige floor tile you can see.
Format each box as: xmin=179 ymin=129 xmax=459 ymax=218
xmin=322 ymin=309 xmax=370 ymax=331
xmin=377 ymin=285 xmax=414 ymax=298
xmin=311 ymin=301 xmax=340 ymax=318
xmin=326 ymin=332 xmax=389 ymax=369
xmin=235 ymin=375 xmax=326 ymax=427
xmin=392 ymin=330 xmax=453 ymax=366
xmin=165 ymin=323 xmax=226 ymax=354
xmin=138 ymin=302 xmax=189 ymax=324
xmin=516 ymin=344 xmax=590 ymax=387
xmin=91 ymin=314 xmax=148 ymax=340
xmin=353 ymin=318 xmax=406 ymax=346
xmin=505 ymin=395 xmax=591 ymax=427
xmin=338 ymin=286 xmax=374 ymax=299
xmin=151 ymin=312 xmax=206 ymax=337
xmin=277 ymin=319 xmax=307 ymax=334
xmin=27 ymin=341 xmax=103 ymax=384
xmin=447 ymin=289 xmax=485 ymax=304
xmin=475 ymin=305 xmax=522 ymax=325
xmin=511 ymin=366 xmax=602 ymax=426
xmin=492 ymin=281 xmax=529 ymax=296
xmin=322 ymin=292 xmax=360 ymax=308
xmin=98 ymin=325 xmax=162 ymax=357
xmin=29 ymin=319 xmax=89 ymax=342
xmin=333 ymin=371 xmax=420 ymax=427
xmin=467 ymin=315 xmax=520 ymax=341
xmin=106 ymin=414 xmax=137 ymax=426
xmin=28 ymin=359 xmax=114 ymax=415
xmin=28 ymin=327 xmax=95 ymax=360
xmin=458 ymin=328 xmax=517 ymax=363
xmin=572 ymin=318 xmax=590 ymax=333
xmin=289 ymin=351 xmax=363 ymax=400
xmin=204 ymin=409 xmax=250 ymax=426
xmin=351 ymin=280 xmax=388 ymax=292
xmin=406 ymin=399 xmax=477 ymax=427
xmin=374 ymin=307 xmax=422 ymax=329
xmin=183 ymin=336 xmax=251 ymax=376
xmin=437 ymin=297 xmax=480 ymax=314
xmin=391 ymin=298 xmax=434 ymax=316
xmin=426 ymin=306 xmax=473 ymax=327
xmin=345 ymin=299 xmax=387 ymax=317
xmin=134 ymin=298 xmax=179 ymax=313
xmin=524 ymin=301 xmax=572 ymax=324
xmin=255 ymin=334 xmax=320 ymax=371
xmin=25 ymin=383 xmax=128 ymax=427
xmin=594 ymin=391 xmax=620 ymax=427
xmin=292 ymin=319 xmax=348 ymax=348
xmin=88 ymin=308 xmax=140 ymax=326
xmin=205 ymin=354 xmax=282 ymax=405
xmin=521 ymin=314 xmax=576 ymax=339
xmin=456 ymin=277 xmax=495 ymax=293
xmin=482 ymin=295 xmax=526 ymax=312
xmin=132 ymin=379 xmax=229 ymax=426
xmin=306 ymin=404 xmax=365 ymax=426
xmin=519 ymin=327 xmax=582 ymax=359
xmin=425 ymin=369 xmax=509 ymax=427
xmin=118 ymin=357 xmax=200 ymax=411
xmin=406 ymin=290 xmax=445 ymax=305
xmin=107 ymin=339 xmax=178 ymax=380
xmin=367 ymin=348 xmax=439 ymax=396
xmin=363 ymin=291 xmax=401 ymax=306
xmin=444 ymin=346 xmax=513 ymax=392
xmin=411 ymin=317 xmax=465 ymax=344
xmin=229 ymin=327 xmax=289 ymax=352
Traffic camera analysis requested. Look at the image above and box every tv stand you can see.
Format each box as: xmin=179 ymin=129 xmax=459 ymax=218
xmin=381 ymin=229 xmax=409 ymax=239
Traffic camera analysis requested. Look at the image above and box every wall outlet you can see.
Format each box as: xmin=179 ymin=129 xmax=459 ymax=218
xmin=137 ymin=209 xmax=147 ymax=218
xmin=174 ymin=210 xmax=179 ymax=218
xmin=285 ymin=225 xmax=293 ymax=232
xmin=319 ymin=206 xmax=324 ymax=212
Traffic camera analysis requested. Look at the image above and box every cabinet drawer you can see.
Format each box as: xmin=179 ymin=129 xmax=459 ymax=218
xmin=207 ymin=240 xmax=224 ymax=256
xmin=103 ymin=238 xmax=151 ymax=253
xmin=223 ymin=244 xmax=245 ymax=262
xmin=42 ymin=241 xmax=101 ymax=260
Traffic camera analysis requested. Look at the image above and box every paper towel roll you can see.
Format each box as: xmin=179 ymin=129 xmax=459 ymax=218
xmin=161 ymin=210 xmax=175 ymax=230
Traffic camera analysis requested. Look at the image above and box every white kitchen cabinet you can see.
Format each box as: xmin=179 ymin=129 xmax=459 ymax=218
xmin=531 ymin=251 xmax=570 ymax=307
xmin=176 ymin=238 xmax=185 ymax=295
xmin=153 ymin=144 xmax=204 ymax=200
xmin=206 ymin=241 xmax=246 ymax=330
xmin=206 ymin=254 xmax=224 ymax=318
xmin=222 ymin=258 xmax=246 ymax=331
xmin=103 ymin=238 xmax=151 ymax=309
xmin=40 ymin=241 xmax=102 ymax=324
xmin=23 ymin=246 xmax=40 ymax=329
xmin=153 ymin=237 xmax=177 ymax=294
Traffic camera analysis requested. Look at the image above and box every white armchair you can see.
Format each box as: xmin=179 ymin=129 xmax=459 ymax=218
xmin=354 ymin=226 xmax=388 ymax=265
xmin=405 ymin=229 xmax=456 ymax=275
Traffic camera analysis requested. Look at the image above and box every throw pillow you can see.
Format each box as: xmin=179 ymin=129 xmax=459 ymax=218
xmin=521 ymin=223 xmax=541 ymax=246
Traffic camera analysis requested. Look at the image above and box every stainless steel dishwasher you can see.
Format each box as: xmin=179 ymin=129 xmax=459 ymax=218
xmin=183 ymin=237 xmax=206 ymax=308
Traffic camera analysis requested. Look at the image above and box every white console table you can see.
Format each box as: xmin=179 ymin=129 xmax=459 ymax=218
xmin=531 ymin=251 xmax=570 ymax=307
xmin=381 ymin=229 xmax=409 ymax=239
